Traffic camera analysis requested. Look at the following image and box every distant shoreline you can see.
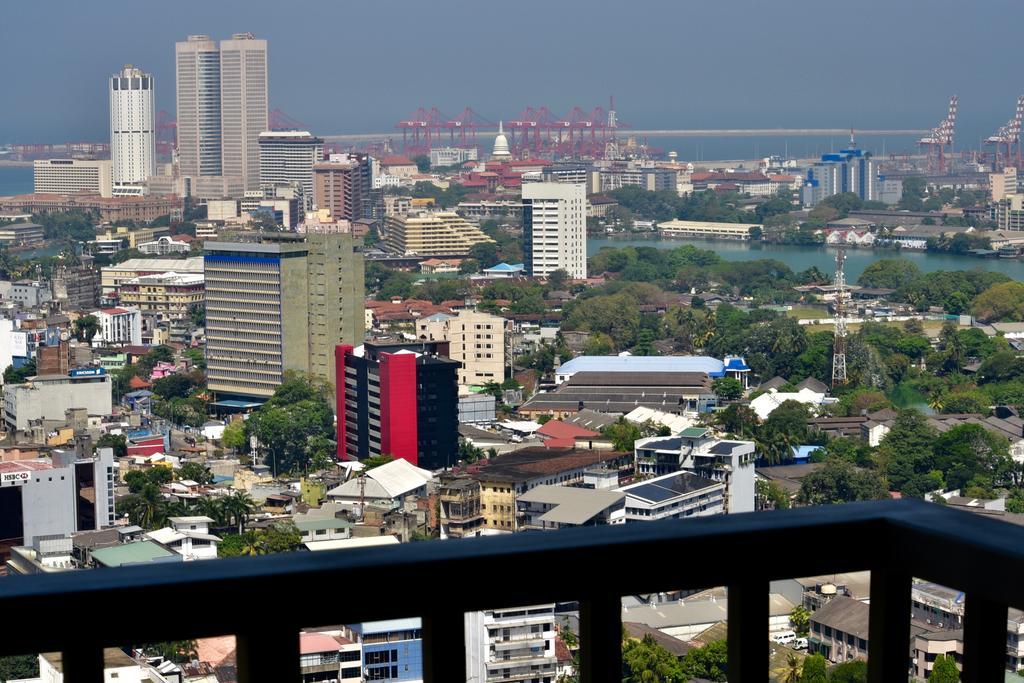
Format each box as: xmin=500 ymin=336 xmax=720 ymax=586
xmin=0 ymin=160 xmax=32 ymax=167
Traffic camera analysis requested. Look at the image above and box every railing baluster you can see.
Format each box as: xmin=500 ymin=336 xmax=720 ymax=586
xmin=867 ymin=569 xmax=911 ymax=683
xmin=62 ymin=645 xmax=104 ymax=683
xmin=961 ymin=594 xmax=1007 ymax=683
xmin=236 ymin=628 xmax=300 ymax=683
xmin=580 ymin=594 xmax=622 ymax=683
xmin=727 ymin=579 xmax=767 ymax=683
xmin=422 ymin=610 xmax=467 ymax=683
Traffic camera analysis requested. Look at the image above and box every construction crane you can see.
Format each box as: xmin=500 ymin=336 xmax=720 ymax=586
xmin=918 ymin=96 xmax=957 ymax=174
xmin=831 ymin=248 xmax=848 ymax=388
xmin=985 ymin=96 xmax=1024 ymax=171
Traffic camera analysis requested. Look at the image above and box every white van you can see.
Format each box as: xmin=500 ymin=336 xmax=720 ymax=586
xmin=794 ymin=637 xmax=808 ymax=650
xmin=771 ymin=630 xmax=796 ymax=645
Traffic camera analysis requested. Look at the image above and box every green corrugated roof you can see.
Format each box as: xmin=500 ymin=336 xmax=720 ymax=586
xmin=679 ymin=427 xmax=709 ymax=438
xmin=92 ymin=541 xmax=176 ymax=567
xmin=294 ymin=517 xmax=351 ymax=532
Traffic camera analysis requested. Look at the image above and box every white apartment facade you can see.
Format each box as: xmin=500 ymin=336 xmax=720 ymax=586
xmin=465 ymin=605 xmax=558 ymax=683
xmin=109 ymin=65 xmax=156 ymax=196
xmin=258 ymin=131 xmax=324 ymax=211
xmin=33 ymin=159 xmax=113 ymax=198
xmin=522 ymin=181 xmax=587 ymax=279
xmin=92 ymin=307 xmax=143 ymax=346
xmin=416 ymin=309 xmax=507 ymax=386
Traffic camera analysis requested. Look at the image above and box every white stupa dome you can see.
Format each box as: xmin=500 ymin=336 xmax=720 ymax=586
xmin=492 ymin=121 xmax=512 ymax=160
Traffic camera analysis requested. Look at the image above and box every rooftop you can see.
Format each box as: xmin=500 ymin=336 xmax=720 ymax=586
xmin=810 ymin=596 xmax=870 ymax=639
xmin=620 ymin=471 xmax=723 ymax=504
xmin=471 ymin=448 xmax=627 ymax=484
xmin=90 ymin=540 xmax=179 ymax=568
xmin=557 ymin=355 xmax=725 ymax=378
xmin=518 ymin=485 xmax=625 ymax=525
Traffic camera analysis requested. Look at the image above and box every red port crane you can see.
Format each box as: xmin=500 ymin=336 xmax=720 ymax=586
xmin=985 ymin=96 xmax=1024 ymax=171
xmin=918 ymin=96 xmax=957 ymax=174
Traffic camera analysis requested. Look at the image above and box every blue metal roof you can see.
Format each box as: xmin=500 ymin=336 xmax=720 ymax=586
xmin=484 ymin=262 xmax=525 ymax=272
xmin=723 ymin=356 xmax=750 ymax=372
xmin=557 ymin=355 xmax=726 ymax=378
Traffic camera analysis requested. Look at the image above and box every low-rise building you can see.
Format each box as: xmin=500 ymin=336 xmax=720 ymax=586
xmin=517 ymin=485 xmax=626 ymax=529
xmin=326 ymin=458 xmax=433 ymax=512
xmin=465 ymin=605 xmax=557 ymax=683
xmin=117 ymin=271 xmax=204 ymax=321
xmin=137 ymin=235 xmax=191 ymax=255
xmin=469 ymin=447 xmax=631 ymax=531
xmin=92 ymin=307 xmax=143 ymax=345
xmin=633 ymin=430 xmax=756 ymax=513
xmin=100 ymin=256 xmax=204 ymax=295
xmin=0 ymin=221 xmax=44 ymax=247
xmin=437 ymin=476 xmax=484 ymax=539
xmin=3 ymin=369 xmax=113 ymax=431
xmin=0 ymin=445 xmax=115 ymax=547
xmin=618 ymin=470 xmax=725 ymax=522
xmin=349 ymin=618 xmax=423 ymax=683
xmin=658 ymin=219 xmax=760 ymax=241
xmin=145 ymin=516 xmax=220 ymax=561
xmin=808 ymin=596 xmax=869 ymax=664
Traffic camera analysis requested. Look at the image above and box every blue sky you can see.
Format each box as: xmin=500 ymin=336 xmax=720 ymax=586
xmin=1 ymin=0 xmax=1021 ymax=143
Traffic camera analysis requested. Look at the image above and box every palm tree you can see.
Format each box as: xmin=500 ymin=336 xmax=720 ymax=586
xmin=238 ymin=531 xmax=265 ymax=556
xmin=195 ymin=496 xmax=228 ymax=528
xmin=772 ymin=653 xmax=802 ymax=683
xmin=127 ymin=484 xmax=168 ymax=529
xmin=222 ymin=491 xmax=256 ymax=534
xmin=928 ymin=389 xmax=945 ymax=413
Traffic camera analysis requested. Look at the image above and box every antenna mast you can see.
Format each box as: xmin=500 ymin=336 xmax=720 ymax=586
xmin=832 ymin=248 xmax=848 ymax=387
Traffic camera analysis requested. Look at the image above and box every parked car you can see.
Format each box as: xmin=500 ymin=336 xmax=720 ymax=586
xmin=771 ymin=630 xmax=796 ymax=645
xmin=794 ymin=637 xmax=808 ymax=650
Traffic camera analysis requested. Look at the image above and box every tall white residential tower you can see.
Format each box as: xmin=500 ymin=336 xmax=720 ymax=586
xmin=522 ymin=181 xmax=587 ymax=279
xmin=109 ymin=65 xmax=155 ymax=196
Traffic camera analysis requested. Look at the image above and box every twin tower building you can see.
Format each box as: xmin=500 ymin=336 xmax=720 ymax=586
xmin=108 ymin=34 xmax=268 ymax=198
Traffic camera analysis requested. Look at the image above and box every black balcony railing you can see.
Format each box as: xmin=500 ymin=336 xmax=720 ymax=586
xmin=1 ymin=498 xmax=1022 ymax=682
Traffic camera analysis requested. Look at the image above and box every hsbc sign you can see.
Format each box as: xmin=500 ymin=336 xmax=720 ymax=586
xmin=1 ymin=471 xmax=30 ymax=485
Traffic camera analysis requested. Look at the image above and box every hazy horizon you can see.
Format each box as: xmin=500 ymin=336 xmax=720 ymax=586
xmin=2 ymin=0 xmax=1022 ymax=144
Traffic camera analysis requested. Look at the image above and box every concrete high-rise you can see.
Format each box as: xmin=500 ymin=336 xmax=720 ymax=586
xmin=175 ymin=35 xmax=222 ymax=179
xmin=802 ymin=139 xmax=880 ymax=208
xmin=219 ymin=33 xmax=268 ymax=192
xmin=109 ymin=65 xmax=155 ymax=195
xmin=313 ymin=153 xmax=372 ymax=221
xmin=258 ymin=131 xmax=323 ymax=211
xmin=204 ymin=232 xmax=364 ymax=403
xmin=522 ymin=181 xmax=587 ymax=279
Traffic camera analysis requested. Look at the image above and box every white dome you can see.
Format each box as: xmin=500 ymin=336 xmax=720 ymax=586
xmin=492 ymin=121 xmax=512 ymax=159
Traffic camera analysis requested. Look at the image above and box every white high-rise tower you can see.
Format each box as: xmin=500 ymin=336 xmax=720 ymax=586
xmin=175 ymin=35 xmax=222 ymax=180
xmin=522 ymin=181 xmax=587 ymax=280
xmin=109 ymin=65 xmax=155 ymax=196
xmin=220 ymin=33 xmax=268 ymax=192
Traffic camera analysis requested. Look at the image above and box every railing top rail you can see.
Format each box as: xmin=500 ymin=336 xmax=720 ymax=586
xmin=2 ymin=498 xmax=1022 ymax=658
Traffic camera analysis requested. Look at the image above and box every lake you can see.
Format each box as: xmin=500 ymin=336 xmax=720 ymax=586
xmin=587 ymin=236 xmax=1024 ymax=283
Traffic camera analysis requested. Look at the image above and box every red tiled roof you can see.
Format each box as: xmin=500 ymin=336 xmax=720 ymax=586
xmin=537 ymin=420 xmax=600 ymax=440
xmin=381 ymin=156 xmax=414 ymax=166
xmin=299 ymin=632 xmax=344 ymax=655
